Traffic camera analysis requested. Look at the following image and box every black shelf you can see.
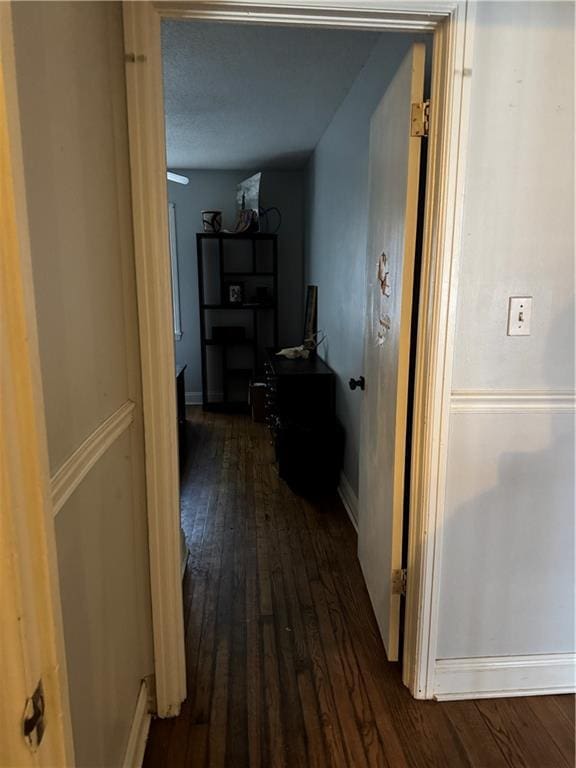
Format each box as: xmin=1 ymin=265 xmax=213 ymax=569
xmin=205 ymin=339 xmax=253 ymax=347
xmin=196 ymin=232 xmax=277 ymax=241
xmin=201 ymin=303 xmax=275 ymax=310
xmin=197 ymin=232 xmax=279 ymax=411
xmin=222 ymin=271 xmax=274 ymax=277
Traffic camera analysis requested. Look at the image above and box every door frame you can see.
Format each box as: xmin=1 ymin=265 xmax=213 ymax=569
xmin=122 ymin=0 xmax=476 ymax=707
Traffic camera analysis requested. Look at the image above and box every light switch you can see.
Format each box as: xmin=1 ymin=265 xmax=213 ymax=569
xmin=507 ymin=296 xmax=532 ymax=336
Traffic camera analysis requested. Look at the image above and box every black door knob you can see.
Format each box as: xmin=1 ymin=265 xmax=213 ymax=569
xmin=349 ymin=376 xmax=365 ymax=391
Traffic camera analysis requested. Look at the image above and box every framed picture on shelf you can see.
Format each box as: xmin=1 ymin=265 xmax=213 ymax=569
xmin=303 ymin=284 xmax=318 ymax=350
xmin=225 ymin=282 xmax=244 ymax=305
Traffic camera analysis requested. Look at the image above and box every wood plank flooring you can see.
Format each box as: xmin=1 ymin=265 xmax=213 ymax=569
xmin=143 ymin=409 xmax=575 ymax=768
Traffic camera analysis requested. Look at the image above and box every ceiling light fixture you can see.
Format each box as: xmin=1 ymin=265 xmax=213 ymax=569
xmin=167 ymin=171 xmax=189 ymax=185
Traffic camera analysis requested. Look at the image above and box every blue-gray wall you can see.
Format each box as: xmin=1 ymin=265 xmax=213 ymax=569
xmin=305 ymin=34 xmax=426 ymax=496
xmin=169 ymin=170 xmax=305 ymax=395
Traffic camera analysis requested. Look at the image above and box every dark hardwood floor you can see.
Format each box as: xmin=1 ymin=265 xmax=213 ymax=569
xmin=143 ymin=409 xmax=575 ymax=768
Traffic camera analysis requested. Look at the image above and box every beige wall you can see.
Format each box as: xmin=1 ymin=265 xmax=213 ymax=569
xmin=12 ymin=2 xmax=154 ymax=765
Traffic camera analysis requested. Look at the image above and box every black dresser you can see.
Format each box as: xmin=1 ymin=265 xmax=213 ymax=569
xmin=264 ymin=349 xmax=344 ymax=494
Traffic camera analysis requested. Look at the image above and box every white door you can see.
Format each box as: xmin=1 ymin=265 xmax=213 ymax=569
xmin=1 ymin=4 xmax=74 ymax=761
xmin=358 ymin=43 xmax=426 ymax=662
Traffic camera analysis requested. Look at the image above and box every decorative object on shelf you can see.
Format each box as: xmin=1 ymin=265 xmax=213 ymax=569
xmin=230 ymin=172 xmax=283 ymax=234
xmin=201 ymin=210 xmax=222 ymax=233
xmin=276 ymin=332 xmax=325 ymax=360
xmin=236 ymin=172 xmax=261 ymax=224
xmin=276 ymin=345 xmax=310 ymax=360
xmin=225 ymin=282 xmax=244 ymax=305
xmin=233 ymin=208 xmax=258 ymax=233
xmin=303 ymin=285 xmax=318 ymax=351
xmin=258 ymin=205 xmax=282 ymax=234
xmin=277 ymin=287 xmax=324 ymax=360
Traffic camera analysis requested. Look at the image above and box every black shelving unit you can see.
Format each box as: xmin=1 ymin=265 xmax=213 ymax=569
xmin=196 ymin=232 xmax=279 ymax=411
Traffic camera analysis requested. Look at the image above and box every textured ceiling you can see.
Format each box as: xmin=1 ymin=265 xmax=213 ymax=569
xmin=161 ymin=21 xmax=380 ymax=170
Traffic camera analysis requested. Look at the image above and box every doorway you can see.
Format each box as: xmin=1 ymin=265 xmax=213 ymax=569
xmin=163 ymin=2 xmax=432 ymax=662
xmin=122 ymin=0 xmax=475 ymax=717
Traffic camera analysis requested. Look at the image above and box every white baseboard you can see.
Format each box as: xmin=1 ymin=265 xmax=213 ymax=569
xmin=337 ymin=472 xmax=358 ymax=533
xmin=122 ymin=680 xmax=151 ymax=768
xmin=434 ymin=653 xmax=576 ymax=700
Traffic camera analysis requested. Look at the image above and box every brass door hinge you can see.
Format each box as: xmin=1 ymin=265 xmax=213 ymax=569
xmin=392 ymin=568 xmax=407 ymax=596
xmin=124 ymin=52 xmax=147 ymax=64
xmin=410 ymin=101 xmax=430 ymax=137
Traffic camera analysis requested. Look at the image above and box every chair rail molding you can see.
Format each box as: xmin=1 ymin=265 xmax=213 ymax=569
xmin=50 ymin=401 xmax=136 ymax=516
xmin=122 ymin=679 xmax=152 ymax=768
xmin=450 ymin=389 xmax=576 ymax=413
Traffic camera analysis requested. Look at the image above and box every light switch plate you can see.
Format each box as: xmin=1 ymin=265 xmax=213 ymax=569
xmin=507 ymin=296 xmax=532 ymax=336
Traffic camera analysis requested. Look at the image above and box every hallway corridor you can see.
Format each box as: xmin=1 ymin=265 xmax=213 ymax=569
xmin=143 ymin=410 xmax=574 ymax=768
